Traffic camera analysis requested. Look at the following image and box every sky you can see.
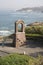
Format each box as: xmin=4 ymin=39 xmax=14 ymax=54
xmin=0 ymin=0 xmax=43 ymax=10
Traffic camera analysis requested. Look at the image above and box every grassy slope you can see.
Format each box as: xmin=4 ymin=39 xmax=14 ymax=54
xmin=25 ymin=26 xmax=43 ymax=37
xmin=0 ymin=53 xmax=43 ymax=65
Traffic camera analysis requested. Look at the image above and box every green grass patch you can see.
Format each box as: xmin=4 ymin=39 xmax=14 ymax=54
xmin=26 ymin=34 xmax=43 ymax=37
xmin=0 ymin=53 xmax=43 ymax=65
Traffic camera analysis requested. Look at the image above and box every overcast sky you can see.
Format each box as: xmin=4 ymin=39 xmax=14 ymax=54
xmin=0 ymin=0 xmax=43 ymax=10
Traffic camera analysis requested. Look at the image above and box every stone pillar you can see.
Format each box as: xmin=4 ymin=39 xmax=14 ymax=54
xmin=13 ymin=20 xmax=26 ymax=47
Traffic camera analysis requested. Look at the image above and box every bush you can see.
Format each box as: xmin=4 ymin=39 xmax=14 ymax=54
xmin=0 ymin=53 xmax=43 ymax=65
xmin=25 ymin=26 xmax=43 ymax=35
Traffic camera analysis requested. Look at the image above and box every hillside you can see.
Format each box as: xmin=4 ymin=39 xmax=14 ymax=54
xmin=27 ymin=22 xmax=43 ymax=26
xmin=17 ymin=6 xmax=43 ymax=12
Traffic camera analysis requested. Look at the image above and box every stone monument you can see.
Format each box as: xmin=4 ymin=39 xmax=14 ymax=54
xmin=13 ymin=20 xmax=26 ymax=47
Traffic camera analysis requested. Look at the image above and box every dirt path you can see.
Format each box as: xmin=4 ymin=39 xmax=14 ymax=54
xmin=0 ymin=40 xmax=43 ymax=57
xmin=0 ymin=46 xmax=43 ymax=57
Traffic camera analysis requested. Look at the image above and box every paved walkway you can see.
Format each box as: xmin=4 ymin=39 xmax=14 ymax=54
xmin=0 ymin=46 xmax=43 ymax=57
xmin=0 ymin=39 xmax=43 ymax=57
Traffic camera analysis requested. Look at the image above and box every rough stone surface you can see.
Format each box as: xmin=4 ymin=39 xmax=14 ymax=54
xmin=13 ymin=20 xmax=26 ymax=47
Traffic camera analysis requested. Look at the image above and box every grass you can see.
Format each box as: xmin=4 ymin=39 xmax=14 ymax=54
xmin=0 ymin=53 xmax=43 ymax=65
xmin=25 ymin=34 xmax=43 ymax=37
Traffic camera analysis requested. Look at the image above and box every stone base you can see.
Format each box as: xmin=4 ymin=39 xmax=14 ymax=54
xmin=13 ymin=32 xmax=26 ymax=47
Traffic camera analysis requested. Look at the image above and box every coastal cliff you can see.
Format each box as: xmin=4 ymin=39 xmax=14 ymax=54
xmin=17 ymin=6 xmax=43 ymax=12
xmin=27 ymin=22 xmax=43 ymax=26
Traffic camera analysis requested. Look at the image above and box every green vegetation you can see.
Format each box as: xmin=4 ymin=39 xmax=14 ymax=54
xmin=25 ymin=26 xmax=43 ymax=36
xmin=0 ymin=53 xmax=43 ymax=65
xmin=26 ymin=34 xmax=42 ymax=37
xmin=6 ymin=25 xmax=43 ymax=38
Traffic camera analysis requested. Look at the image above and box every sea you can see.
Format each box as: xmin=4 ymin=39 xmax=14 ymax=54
xmin=0 ymin=10 xmax=43 ymax=36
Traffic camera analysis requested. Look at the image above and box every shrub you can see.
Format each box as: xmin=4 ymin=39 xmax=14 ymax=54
xmin=25 ymin=26 xmax=43 ymax=35
xmin=0 ymin=53 xmax=43 ymax=65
